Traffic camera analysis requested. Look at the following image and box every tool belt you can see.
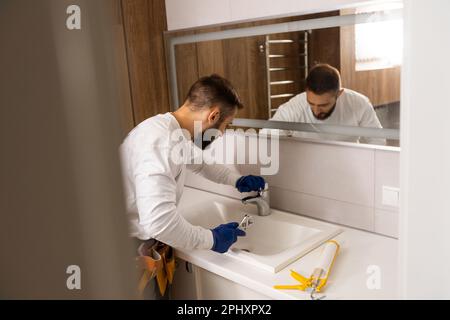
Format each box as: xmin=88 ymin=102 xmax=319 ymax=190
xmin=135 ymin=239 xmax=175 ymax=297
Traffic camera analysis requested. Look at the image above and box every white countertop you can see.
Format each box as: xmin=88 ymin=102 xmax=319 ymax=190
xmin=176 ymin=187 xmax=399 ymax=300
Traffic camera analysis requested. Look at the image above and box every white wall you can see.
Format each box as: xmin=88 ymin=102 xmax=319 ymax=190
xmin=400 ymin=0 xmax=450 ymax=299
xmin=165 ymin=0 xmax=380 ymax=30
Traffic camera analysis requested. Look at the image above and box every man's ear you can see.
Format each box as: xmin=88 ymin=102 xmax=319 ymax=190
xmin=337 ymin=88 xmax=345 ymax=97
xmin=207 ymin=107 xmax=220 ymax=124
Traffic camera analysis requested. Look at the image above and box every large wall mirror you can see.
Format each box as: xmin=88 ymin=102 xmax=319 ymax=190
xmin=165 ymin=1 xmax=403 ymax=147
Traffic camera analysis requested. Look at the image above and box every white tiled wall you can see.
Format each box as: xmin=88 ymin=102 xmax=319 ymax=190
xmin=375 ymin=150 xmax=400 ymax=211
xmin=374 ymin=209 xmax=398 ymax=238
xmin=185 ymin=133 xmax=400 ymax=238
xmin=374 ymin=150 xmax=400 ymax=237
xmin=266 ymin=138 xmax=375 ymax=207
xmin=269 ymin=186 xmax=375 ymax=231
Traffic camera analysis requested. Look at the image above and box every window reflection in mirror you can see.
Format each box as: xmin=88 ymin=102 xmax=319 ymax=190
xmin=171 ymin=3 xmax=402 ymax=147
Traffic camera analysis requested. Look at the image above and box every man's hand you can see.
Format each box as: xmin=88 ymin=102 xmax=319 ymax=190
xmin=235 ymin=175 xmax=266 ymax=193
xmin=211 ymin=222 xmax=246 ymax=253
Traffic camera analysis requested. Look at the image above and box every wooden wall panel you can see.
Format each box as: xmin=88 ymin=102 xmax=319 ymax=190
xmin=244 ymin=35 xmax=269 ymax=119
xmin=222 ymin=38 xmax=252 ymax=116
xmin=175 ymin=43 xmax=199 ymax=103
xmin=308 ymin=27 xmax=341 ymax=70
xmin=196 ymin=27 xmax=225 ymax=78
xmin=111 ymin=0 xmax=134 ymax=137
xmin=222 ymin=35 xmax=268 ymax=119
xmin=121 ymin=0 xmax=170 ymax=125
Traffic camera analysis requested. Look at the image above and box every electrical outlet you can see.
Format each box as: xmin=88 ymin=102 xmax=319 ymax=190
xmin=382 ymin=186 xmax=400 ymax=208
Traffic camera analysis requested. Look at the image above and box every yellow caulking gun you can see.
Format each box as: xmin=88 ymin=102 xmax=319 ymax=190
xmin=274 ymin=240 xmax=340 ymax=300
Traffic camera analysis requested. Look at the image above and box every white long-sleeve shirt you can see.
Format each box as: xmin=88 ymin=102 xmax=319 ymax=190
xmin=119 ymin=113 xmax=241 ymax=250
xmin=267 ymin=89 xmax=386 ymax=145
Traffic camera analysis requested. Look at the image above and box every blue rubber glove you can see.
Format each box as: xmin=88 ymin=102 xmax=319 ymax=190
xmin=211 ymin=222 xmax=246 ymax=253
xmin=235 ymin=175 xmax=266 ymax=193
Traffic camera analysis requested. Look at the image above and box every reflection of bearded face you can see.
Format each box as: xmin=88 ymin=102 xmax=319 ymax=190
xmin=306 ymin=90 xmax=340 ymax=120
xmin=313 ymin=103 xmax=336 ymax=120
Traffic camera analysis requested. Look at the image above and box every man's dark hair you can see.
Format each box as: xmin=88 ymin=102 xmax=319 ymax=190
xmin=305 ymin=64 xmax=341 ymax=95
xmin=186 ymin=74 xmax=243 ymax=121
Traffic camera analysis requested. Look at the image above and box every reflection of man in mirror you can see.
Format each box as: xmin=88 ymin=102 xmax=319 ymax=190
xmin=268 ymin=63 xmax=385 ymax=145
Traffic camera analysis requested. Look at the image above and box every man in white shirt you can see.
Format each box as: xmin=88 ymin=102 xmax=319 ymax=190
xmin=268 ymin=64 xmax=385 ymax=145
xmin=120 ymin=75 xmax=266 ymax=254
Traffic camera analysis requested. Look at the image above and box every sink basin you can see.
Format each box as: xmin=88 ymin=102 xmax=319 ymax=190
xmin=178 ymin=188 xmax=343 ymax=273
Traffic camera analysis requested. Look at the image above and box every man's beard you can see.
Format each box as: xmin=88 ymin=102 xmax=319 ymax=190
xmin=313 ymin=104 xmax=336 ymax=120
xmin=194 ymin=121 xmax=223 ymax=150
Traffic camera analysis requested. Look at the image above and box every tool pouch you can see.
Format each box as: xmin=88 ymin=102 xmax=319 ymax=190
xmin=135 ymin=239 xmax=176 ymax=298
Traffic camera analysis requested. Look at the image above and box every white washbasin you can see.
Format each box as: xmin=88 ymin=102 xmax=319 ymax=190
xmin=178 ymin=188 xmax=343 ymax=273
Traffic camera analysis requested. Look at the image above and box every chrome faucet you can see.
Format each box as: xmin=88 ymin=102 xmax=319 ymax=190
xmin=241 ymin=183 xmax=271 ymax=216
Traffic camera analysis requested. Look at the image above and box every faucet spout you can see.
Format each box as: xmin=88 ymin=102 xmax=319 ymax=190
xmin=242 ymin=184 xmax=271 ymax=216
